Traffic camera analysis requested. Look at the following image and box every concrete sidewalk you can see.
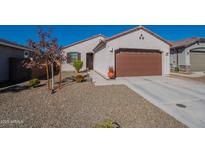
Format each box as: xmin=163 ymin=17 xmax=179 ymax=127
xmin=171 ymin=72 xmax=205 ymax=78
xmin=89 ymin=70 xmax=122 ymax=86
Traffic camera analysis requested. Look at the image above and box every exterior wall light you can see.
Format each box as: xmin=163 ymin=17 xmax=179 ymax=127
xmin=166 ymin=52 xmax=169 ymax=56
xmin=109 ymin=47 xmax=113 ymax=53
xmin=24 ymin=50 xmax=29 ymax=58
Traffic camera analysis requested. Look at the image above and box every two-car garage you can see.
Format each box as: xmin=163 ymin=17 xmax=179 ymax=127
xmin=115 ymin=49 xmax=162 ymax=77
xmin=93 ymin=26 xmax=171 ymax=78
xmin=190 ymin=51 xmax=205 ymax=71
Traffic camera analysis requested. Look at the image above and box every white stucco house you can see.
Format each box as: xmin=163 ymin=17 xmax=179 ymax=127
xmin=62 ymin=26 xmax=171 ymax=78
xmin=170 ymin=37 xmax=205 ymax=72
xmin=62 ymin=34 xmax=105 ymax=71
xmin=93 ymin=26 xmax=171 ymax=78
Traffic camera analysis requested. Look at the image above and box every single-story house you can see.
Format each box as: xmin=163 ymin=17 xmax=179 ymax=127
xmin=0 ymin=39 xmax=33 ymax=82
xmin=62 ymin=34 xmax=105 ymax=71
xmin=93 ymin=26 xmax=171 ymax=78
xmin=170 ymin=37 xmax=205 ymax=72
xmin=62 ymin=26 xmax=171 ymax=78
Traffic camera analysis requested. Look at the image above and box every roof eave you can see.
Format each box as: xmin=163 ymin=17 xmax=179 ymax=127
xmin=171 ymin=38 xmax=205 ymax=49
xmin=105 ymin=26 xmax=172 ymax=46
xmin=62 ymin=34 xmax=106 ymax=49
xmin=0 ymin=41 xmax=33 ymax=51
xmin=93 ymin=40 xmax=106 ymax=52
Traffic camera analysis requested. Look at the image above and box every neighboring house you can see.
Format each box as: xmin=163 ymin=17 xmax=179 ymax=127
xmin=62 ymin=34 xmax=105 ymax=71
xmin=170 ymin=37 xmax=205 ymax=72
xmin=0 ymin=39 xmax=32 ymax=82
xmin=93 ymin=26 xmax=171 ymax=78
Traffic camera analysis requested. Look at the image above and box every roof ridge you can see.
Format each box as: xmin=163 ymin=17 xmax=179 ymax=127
xmin=94 ymin=26 xmax=171 ymax=51
xmin=173 ymin=37 xmax=199 ymax=42
xmin=105 ymin=26 xmax=142 ymax=41
xmin=171 ymin=37 xmax=205 ymax=48
xmin=105 ymin=25 xmax=171 ymax=45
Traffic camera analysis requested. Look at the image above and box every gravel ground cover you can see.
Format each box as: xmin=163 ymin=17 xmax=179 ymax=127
xmin=0 ymin=72 xmax=186 ymax=128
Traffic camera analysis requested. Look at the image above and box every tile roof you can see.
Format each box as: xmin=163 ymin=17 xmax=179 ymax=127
xmin=104 ymin=26 xmax=171 ymax=45
xmin=0 ymin=38 xmax=33 ymax=51
xmin=62 ymin=34 xmax=106 ymax=49
xmin=93 ymin=26 xmax=171 ymax=51
xmin=171 ymin=37 xmax=204 ymax=48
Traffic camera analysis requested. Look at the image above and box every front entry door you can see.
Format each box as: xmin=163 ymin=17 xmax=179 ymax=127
xmin=86 ymin=53 xmax=93 ymax=70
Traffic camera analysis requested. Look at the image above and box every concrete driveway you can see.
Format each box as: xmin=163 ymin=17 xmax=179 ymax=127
xmin=117 ymin=76 xmax=205 ymax=128
xmin=90 ymin=71 xmax=205 ymax=127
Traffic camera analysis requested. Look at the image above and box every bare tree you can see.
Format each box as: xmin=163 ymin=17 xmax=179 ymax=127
xmin=24 ymin=28 xmax=65 ymax=92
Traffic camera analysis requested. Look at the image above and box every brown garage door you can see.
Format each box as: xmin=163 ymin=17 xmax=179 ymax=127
xmin=190 ymin=51 xmax=205 ymax=71
xmin=115 ymin=49 xmax=162 ymax=77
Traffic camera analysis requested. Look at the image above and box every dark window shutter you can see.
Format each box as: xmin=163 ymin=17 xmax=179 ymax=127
xmin=67 ymin=53 xmax=71 ymax=63
xmin=78 ymin=53 xmax=81 ymax=60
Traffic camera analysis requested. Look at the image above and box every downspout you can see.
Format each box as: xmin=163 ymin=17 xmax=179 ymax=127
xmin=175 ymin=48 xmax=179 ymax=66
xmin=114 ymin=49 xmax=116 ymax=78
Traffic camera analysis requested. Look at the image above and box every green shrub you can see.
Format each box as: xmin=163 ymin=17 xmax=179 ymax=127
xmin=28 ymin=78 xmax=40 ymax=87
xmin=94 ymin=119 xmax=115 ymax=128
xmin=75 ymin=74 xmax=84 ymax=83
xmin=73 ymin=60 xmax=83 ymax=73
xmin=175 ymin=65 xmax=180 ymax=72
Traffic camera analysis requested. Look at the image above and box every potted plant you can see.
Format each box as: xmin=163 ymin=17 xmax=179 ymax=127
xmin=107 ymin=66 xmax=115 ymax=79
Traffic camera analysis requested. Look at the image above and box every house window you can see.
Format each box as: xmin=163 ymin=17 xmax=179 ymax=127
xmin=67 ymin=52 xmax=81 ymax=63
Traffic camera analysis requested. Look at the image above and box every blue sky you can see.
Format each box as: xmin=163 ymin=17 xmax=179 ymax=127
xmin=0 ymin=25 xmax=205 ymax=47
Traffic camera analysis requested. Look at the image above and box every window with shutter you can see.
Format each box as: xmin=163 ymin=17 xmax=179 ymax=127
xmin=67 ymin=52 xmax=81 ymax=64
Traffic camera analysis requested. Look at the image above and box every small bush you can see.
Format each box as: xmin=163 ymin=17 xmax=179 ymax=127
xmin=175 ymin=65 xmax=180 ymax=72
xmin=28 ymin=78 xmax=40 ymax=87
xmin=94 ymin=119 xmax=120 ymax=128
xmin=75 ymin=74 xmax=84 ymax=83
xmin=73 ymin=60 xmax=83 ymax=73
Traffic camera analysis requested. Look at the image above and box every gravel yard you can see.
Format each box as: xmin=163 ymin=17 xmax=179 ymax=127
xmin=0 ymin=72 xmax=186 ymax=128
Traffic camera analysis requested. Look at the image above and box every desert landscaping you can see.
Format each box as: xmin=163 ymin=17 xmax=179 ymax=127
xmin=0 ymin=72 xmax=186 ymax=128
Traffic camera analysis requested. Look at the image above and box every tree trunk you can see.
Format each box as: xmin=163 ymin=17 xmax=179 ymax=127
xmin=46 ymin=61 xmax=50 ymax=90
xmin=51 ymin=62 xmax=54 ymax=91
xmin=58 ymin=60 xmax=62 ymax=89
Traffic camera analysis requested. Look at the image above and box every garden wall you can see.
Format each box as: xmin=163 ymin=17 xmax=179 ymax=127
xmin=9 ymin=58 xmax=59 ymax=83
